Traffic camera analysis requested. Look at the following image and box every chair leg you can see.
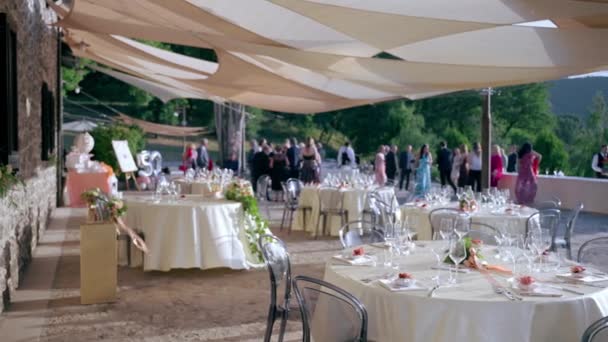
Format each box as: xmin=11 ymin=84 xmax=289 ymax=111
xmin=278 ymin=309 xmax=289 ymax=342
xmin=287 ymin=208 xmax=294 ymax=235
xmin=302 ymin=208 xmax=308 ymax=233
xmin=264 ymin=307 xmax=277 ymax=342
xmin=315 ymin=213 xmax=322 ymax=239
xmin=322 ymin=214 xmax=328 ymax=237
xmin=280 ymin=204 xmax=287 ymax=231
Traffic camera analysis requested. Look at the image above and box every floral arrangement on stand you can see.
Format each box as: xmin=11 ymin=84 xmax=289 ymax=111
xmin=81 ymin=188 xmax=148 ymax=253
xmin=224 ymin=179 xmax=272 ymax=263
xmin=0 ymin=165 xmax=23 ymax=199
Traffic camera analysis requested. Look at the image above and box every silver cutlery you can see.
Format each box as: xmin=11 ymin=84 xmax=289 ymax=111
xmin=427 ymin=284 xmax=440 ymax=297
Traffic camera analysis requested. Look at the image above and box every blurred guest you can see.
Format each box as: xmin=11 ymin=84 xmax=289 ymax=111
xmin=399 ymin=145 xmax=414 ymax=190
xmin=300 ymin=137 xmax=320 ymax=183
xmin=251 ymin=145 xmax=271 ymax=192
xmin=181 ymin=143 xmax=198 ymax=172
xmin=337 ymin=141 xmax=356 ymax=168
xmin=223 ymin=152 xmax=239 ymax=172
xmin=515 ymin=142 xmax=542 ymax=205
xmin=414 ymin=144 xmax=432 ymax=197
xmin=196 ymin=138 xmax=209 ymax=170
xmin=437 ymin=141 xmax=456 ymax=192
xmin=375 ymin=145 xmax=387 ymax=185
xmin=500 ymin=147 xmax=508 ymax=172
xmin=491 ymin=144 xmax=504 ymax=187
xmin=247 ymin=139 xmax=259 ymax=172
xmin=468 ymin=142 xmax=482 ymax=192
xmin=450 ymin=147 xmax=462 ymax=186
xmin=457 ymin=144 xmax=470 ymax=188
xmin=386 ymin=145 xmax=398 ymax=184
xmin=270 ymin=145 xmax=289 ymax=201
xmin=591 ymin=144 xmax=608 ymax=178
xmin=507 ymin=145 xmax=517 ymax=173
xmin=286 ymin=137 xmax=300 ymax=179
xmin=317 ymin=142 xmax=326 ymax=161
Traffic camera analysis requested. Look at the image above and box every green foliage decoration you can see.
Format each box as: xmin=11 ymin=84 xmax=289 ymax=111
xmin=0 ymin=165 xmax=23 ymax=199
xmin=89 ymin=124 xmax=146 ymax=174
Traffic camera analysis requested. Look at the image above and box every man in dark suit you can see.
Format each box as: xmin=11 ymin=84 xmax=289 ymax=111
xmin=399 ymin=145 xmax=414 ymax=190
xmin=437 ymin=141 xmax=456 ymax=192
xmin=385 ymin=145 xmax=398 ymax=184
xmin=507 ymin=145 xmax=517 ymax=173
xmin=195 ymin=138 xmax=209 ymax=170
xmin=251 ymin=145 xmax=271 ymax=193
xmin=286 ymin=137 xmax=300 ymax=179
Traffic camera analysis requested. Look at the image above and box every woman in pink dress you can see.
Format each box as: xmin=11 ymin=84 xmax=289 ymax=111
xmin=515 ymin=143 xmax=542 ymax=205
xmin=490 ymin=144 xmax=504 ymax=187
xmin=375 ymin=145 xmax=387 ymax=185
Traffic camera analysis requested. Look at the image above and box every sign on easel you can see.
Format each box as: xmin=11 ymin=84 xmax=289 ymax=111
xmin=111 ymin=140 xmax=138 ymax=173
xmin=112 ymin=140 xmax=140 ymax=191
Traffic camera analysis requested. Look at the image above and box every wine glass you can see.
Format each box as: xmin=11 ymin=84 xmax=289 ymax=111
xmin=439 ymin=219 xmax=453 ymax=240
xmin=453 ymin=216 xmax=469 ymax=239
xmin=448 ymin=238 xmax=467 ymax=284
xmin=431 ymin=232 xmax=447 ymax=265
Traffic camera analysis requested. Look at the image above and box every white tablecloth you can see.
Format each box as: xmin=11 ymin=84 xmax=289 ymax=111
xmin=123 ymin=195 xmax=254 ymax=271
xmin=292 ymin=186 xmax=399 ymax=237
xmin=323 ymin=242 xmax=608 ymax=342
xmin=401 ymin=203 xmax=537 ymax=240
xmin=175 ymin=179 xmax=213 ymax=196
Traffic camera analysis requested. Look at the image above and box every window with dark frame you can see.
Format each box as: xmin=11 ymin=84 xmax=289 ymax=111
xmin=0 ymin=13 xmax=19 ymax=166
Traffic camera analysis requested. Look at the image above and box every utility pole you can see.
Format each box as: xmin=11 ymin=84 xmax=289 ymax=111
xmin=480 ymin=87 xmax=493 ymax=190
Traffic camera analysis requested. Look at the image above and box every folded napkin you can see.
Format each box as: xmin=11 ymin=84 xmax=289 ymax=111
xmin=512 ymin=284 xmax=562 ymax=297
xmin=332 ymin=255 xmax=376 ymax=266
xmin=378 ymin=278 xmax=427 ymax=292
xmin=556 ymin=272 xmax=608 ymax=283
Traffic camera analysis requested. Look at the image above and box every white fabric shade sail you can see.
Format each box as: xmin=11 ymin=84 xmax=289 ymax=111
xmin=50 ymin=0 xmax=608 ymax=113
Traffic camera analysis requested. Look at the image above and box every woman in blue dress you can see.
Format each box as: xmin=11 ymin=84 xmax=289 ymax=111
xmin=415 ymin=144 xmax=433 ymax=197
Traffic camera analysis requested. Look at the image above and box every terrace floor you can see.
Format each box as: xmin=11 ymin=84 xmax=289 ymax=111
xmin=0 ymin=192 xmax=607 ymax=341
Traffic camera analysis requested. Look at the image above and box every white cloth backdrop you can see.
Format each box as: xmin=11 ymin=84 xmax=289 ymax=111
xmin=292 ymin=186 xmax=398 ymax=237
xmin=401 ymin=203 xmax=537 ymax=240
xmin=323 ymin=243 xmax=608 ymax=342
xmin=123 ymin=195 xmax=253 ymax=271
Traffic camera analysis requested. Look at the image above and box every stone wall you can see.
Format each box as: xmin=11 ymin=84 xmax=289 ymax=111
xmin=0 ymin=0 xmax=60 ymax=312
xmin=0 ymin=167 xmax=56 ymax=312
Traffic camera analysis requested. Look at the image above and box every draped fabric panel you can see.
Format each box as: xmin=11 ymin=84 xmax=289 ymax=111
xmin=50 ymin=0 xmax=608 ymax=113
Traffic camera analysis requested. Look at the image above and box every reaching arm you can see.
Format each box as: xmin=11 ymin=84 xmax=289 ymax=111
xmin=592 ymin=154 xmax=602 ymax=173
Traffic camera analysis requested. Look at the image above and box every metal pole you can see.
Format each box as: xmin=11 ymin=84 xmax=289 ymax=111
xmin=481 ymin=88 xmax=492 ymax=190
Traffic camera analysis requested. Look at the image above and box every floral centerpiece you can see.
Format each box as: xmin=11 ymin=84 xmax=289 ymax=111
xmin=224 ymin=179 xmax=272 ymax=263
xmin=459 ymin=198 xmax=478 ymax=212
xmin=81 ymin=188 xmax=148 ymax=253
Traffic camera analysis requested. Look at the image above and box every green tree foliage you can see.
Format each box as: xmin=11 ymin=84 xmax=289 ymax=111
xmin=90 ymin=124 xmax=146 ymax=173
xmin=493 ymin=83 xmax=553 ymax=138
xmin=534 ymin=130 xmax=568 ymax=173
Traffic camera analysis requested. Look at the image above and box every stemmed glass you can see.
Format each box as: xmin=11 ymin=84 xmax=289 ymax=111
xmin=528 ymin=228 xmax=552 ymax=272
xmin=439 ymin=219 xmax=453 ymax=240
xmin=448 ymin=237 xmax=467 ymax=284
xmin=453 ymin=216 xmax=469 ymax=239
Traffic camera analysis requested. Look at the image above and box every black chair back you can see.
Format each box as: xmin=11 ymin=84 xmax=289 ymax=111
xmin=293 ymin=275 xmax=368 ymax=342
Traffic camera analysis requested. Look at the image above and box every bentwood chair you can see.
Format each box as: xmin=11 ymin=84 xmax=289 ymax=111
xmin=339 ymin=220 xmax=385 ymax=248
xmin=292 ymin=275 xmax=368 ymax=342
xmin=280 ymin=179 xmax=312 ymax=234
xmin=556 ymin=202 xmax=585 ymax=260
xmin=259 ymin=235 xmax=292 ymax=342
xmin=316 ymin=187 xmax=349 ymax=238
xmin=577 ymin=236 xmax=608 ymax=271
xmin=525 ymin=209 xmax=561 ymax=248
xmin=582 ymin=316 xmax=608 ymax=342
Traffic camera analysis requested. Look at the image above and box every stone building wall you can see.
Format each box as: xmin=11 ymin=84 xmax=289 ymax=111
xmin=0 ymin=0 xmax=60 ymax=312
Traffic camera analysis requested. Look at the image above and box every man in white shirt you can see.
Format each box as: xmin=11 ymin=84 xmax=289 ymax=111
xmin=591 ymin=144 xmax=608 ymax=178
xmin=337 ymin=141 xmax=356 ymax=168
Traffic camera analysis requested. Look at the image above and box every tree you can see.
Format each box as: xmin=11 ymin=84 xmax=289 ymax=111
xmin=493 ymin=83 xmax=553 ymax=139
xmin=534 ymin=130 xmax=568 ymax=174
xmin=90 ymin=124 xmax=146 ymax=173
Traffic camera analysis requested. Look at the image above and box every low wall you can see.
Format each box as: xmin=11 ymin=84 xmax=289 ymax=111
xmin=0 ymin=167 xmax=56 ymax=312
xmin=498 ymin=173 xmax=608 ymax=214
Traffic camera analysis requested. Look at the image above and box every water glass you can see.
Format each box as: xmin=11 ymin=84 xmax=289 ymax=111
xmin=448 ymin=238 xmax=467 ymax=283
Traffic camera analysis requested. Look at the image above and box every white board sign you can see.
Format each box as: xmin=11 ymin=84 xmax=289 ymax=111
xmin=111 ymin=140 xmax=138 ymax=173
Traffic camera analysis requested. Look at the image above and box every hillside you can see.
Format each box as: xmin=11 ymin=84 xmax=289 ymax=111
xmin=547 ymin=76 xmax=608 ymax=117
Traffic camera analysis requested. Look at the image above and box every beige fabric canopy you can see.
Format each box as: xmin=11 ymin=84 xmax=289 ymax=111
xmin=50 ymin=0 xmax=608 ymax=113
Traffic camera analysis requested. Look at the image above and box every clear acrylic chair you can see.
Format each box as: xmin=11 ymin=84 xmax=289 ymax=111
xmin=292 ymin=275 xmax=368 ymax=342
xmin=535 ymin=196 xmax=562 ymax=210
xmin=316 ymin=187 xmax=349 ymax=238
xmin=280 ymin=179 xmax=311 ymax=234
xmin=525 ymin=208 xmax=561 ymax=247
xmin=556 ymin=202 xmax=584 ymax=260
xmin=582 ymin=316 xmax=608 ymax=342
xmin=258 ymin=235 xmax=292 ymax=342
xmin=468 ymin=222 xmax=499 ymax=244
xmin=429 ymin=208 xmax=468 ymax=237
xmin=577 ymin=236 xmax=608 ymax=272
xmin=339 ymin=220 xmax=385 ymax=248
xmin=256 ymin=175 xmax=272 ymax=218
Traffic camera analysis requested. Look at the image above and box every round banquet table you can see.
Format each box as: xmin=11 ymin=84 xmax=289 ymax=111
xmin=123 ymin=194 xmax=255 ymax=271
xmin=323 ymin=242 xmax=608 ymax=342
xmin=174 ymin=179 xmax=213 ymax=196
xmin=401 ymin=202 xmax=538 ymax=240
xmin=292 ymin=186 xmax=399 ymax=237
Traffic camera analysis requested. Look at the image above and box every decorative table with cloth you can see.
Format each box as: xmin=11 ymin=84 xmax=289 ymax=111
xmin=65 ymin=170 xmax=113 ymax=207
xmin=292 ymin=186 xmax=399 ymax=237
xmin=123 ymin=194 xmax=256 ymax=271
xmin=322 ymin=242 xmax=608 ymax=342
xmin=401 ymin=202 xmax=537 ymax=240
